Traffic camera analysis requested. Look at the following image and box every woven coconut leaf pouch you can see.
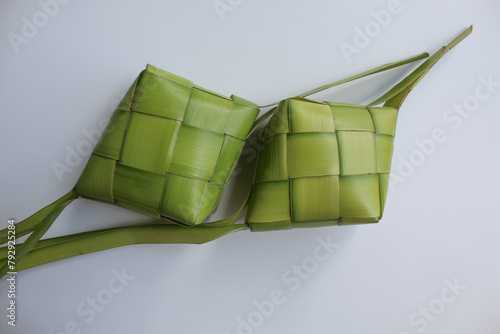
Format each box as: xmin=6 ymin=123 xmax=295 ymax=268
xmin=0 ymin=26 xmax=472 ymax=276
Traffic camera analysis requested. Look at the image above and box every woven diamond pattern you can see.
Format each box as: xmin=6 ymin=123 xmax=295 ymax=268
xmin=246 ymin=98 xmax=398 ymax=231
xmin=76 ymin=65 xmax=259 ymax=225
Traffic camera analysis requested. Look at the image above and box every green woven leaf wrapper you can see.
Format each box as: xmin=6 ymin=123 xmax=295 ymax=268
xmin=76 ymin=64 xmax=259 ymax=225
xmin=246 ymin=99 xmax=398 ymax=231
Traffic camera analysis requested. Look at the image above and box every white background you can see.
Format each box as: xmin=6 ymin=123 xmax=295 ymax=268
xmin=1 ymin=1 xmax=499 ymax=333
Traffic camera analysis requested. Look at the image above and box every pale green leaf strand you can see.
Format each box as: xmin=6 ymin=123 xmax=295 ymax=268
xmin=247 ymin=51 xmax=430 ymax=138
xmin=0 ymin=224 xmax=246 ymax=272
xmin=0 ymin=189 xmax=79 ymax=244
xmin=368 ymin=25 xmax=473 ymax=108
xmin=258 ymin=52 xmax=430 ymax=109
xmin=0 ymin=189 xmax=78 ymax=277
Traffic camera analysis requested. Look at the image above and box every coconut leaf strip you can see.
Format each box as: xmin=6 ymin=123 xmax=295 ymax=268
xmin=0 ymin=189 xmax=78 ymax=244
xmin=0 ymin=224 xmax=247 ymax=272
xmin=368 ymin=26 xmax=473 ymax=108
xmin=0 ymin=190 xmax=78 ymax=277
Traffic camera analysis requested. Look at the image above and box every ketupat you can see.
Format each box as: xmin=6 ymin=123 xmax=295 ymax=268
xmin=76 ymin=64 xmax=260 ymax=225
xmin=246 ymin=99 xmax=398 ymax=230
xmin=0 ymin=26 xmax=472 ymax=276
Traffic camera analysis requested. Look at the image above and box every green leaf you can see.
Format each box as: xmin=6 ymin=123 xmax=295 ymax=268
xmin=0 ymin=224 xmax=246 ymax=273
